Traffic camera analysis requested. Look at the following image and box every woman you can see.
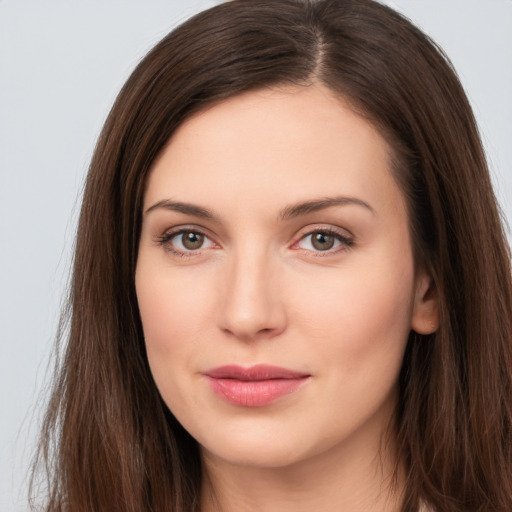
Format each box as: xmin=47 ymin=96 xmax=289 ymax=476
xmin=31 ymin=0 xmax=512 ymax=511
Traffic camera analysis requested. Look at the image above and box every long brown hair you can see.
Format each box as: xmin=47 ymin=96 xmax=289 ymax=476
xmin=31 ymin=1 xmax=512 ymax=511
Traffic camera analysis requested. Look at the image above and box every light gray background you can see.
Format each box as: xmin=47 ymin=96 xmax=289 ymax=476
xmin=1 ymin=1 xmax=511 ymax=510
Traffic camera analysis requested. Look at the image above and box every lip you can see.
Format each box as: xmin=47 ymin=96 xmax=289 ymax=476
xmin=204 ymin=364 xmax=311 ymax=407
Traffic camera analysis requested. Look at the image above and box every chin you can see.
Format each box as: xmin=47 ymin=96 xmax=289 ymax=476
xmin=201 ymin=438 xmax=311 ymax=469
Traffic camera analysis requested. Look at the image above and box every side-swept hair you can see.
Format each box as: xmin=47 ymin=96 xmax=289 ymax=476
xmin=31 ymin=1 xmax=512 ymax=511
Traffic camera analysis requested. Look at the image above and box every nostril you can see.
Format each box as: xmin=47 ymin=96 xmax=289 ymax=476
xmin=218 ymin=306 xmax=287 ymax=341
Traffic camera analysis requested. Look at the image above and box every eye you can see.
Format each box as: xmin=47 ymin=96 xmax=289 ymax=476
xmin=295 ymin=229 xmax=353 ymax=253
xmin=156 ymin=228 xmax=216 ymax=255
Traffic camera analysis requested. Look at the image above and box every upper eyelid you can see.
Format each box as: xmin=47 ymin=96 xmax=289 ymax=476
xmin=293 ymin=224 xmax=354 ymax=241
xmin=158 ymin=224 xmax=215 ymax=239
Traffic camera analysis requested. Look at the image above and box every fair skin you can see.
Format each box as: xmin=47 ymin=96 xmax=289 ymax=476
xmin=135 ymin=84 xmax=438 ymax=512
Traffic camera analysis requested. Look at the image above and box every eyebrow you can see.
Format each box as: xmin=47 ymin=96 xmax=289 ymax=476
xmin=144 ymin=196 xmax=375 ymax=220
xmin=279 ymin=196 xmax=375 ymax=219
xmin=145 ymin=199 xmax=214 ymax=218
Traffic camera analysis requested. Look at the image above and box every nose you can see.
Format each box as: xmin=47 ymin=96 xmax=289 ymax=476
xmin=216 ymin=248 xmax=287 ymax=341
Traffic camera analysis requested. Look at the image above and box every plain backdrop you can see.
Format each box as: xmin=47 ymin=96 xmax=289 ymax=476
xmin=1 ymin=1 xmax=511 ymax=510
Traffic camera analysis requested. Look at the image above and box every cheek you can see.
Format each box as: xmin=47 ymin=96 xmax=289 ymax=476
xmin=135 ymin=264 xmax=213 ymax=384
xmin=293 ymin=255 xmax=415 ymax=374
xmin=285 ymin=258 xmax=415 ymax=445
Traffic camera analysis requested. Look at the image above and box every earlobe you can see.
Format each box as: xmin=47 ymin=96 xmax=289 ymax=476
xmin=411 ymin=272 xmax=439 ymax=335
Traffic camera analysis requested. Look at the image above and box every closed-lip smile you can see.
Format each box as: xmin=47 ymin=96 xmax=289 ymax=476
xmin=204 ymin=364 xmax=311 ymax=407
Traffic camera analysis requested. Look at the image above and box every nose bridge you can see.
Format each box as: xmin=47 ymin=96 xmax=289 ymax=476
xmin=217 ymin=240 xmax=286 ymax=340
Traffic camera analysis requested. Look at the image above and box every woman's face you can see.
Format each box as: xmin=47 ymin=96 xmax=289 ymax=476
xmin=136 ymin=85 xmax=437 ymax=470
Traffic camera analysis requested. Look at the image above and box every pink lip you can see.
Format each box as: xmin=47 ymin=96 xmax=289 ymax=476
xmin=204 ymin=365 xmax=310 ymax=407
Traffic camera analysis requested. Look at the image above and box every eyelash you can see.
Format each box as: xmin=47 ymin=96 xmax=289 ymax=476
xmin=155 ymin=228 xmax=216 ymax=258
xmin=155 ymin=227 xmax=354 ymax=258
xmin=293 ymin=228 xmax=354 ymax=256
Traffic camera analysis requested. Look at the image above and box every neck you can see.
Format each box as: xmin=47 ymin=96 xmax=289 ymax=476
xmin=200 ymin=421 xmax=404 ymax=512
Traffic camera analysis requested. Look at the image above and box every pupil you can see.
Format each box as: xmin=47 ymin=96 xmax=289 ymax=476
xmin=312 ymin=232 xmax=334 ymax=250
xmin=183 ymin=232 xmax=204 ymax=250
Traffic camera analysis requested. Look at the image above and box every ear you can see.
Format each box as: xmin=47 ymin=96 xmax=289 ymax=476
xmin=411 ymin=271 xmax=439 ymax=335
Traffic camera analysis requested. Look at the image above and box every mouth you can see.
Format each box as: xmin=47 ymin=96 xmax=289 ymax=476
xmin=203 ymin=364 xmax=311 ymax=407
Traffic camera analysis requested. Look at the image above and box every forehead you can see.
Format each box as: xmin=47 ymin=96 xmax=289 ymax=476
xmin=144 ymin=84 xmax=404 ymax=219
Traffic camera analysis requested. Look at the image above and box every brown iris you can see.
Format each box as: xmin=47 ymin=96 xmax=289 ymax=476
xmin=182 ymin=231 xmax=205 ymax=250
xmin=311 ymin=232 xmax=336 ymax=251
